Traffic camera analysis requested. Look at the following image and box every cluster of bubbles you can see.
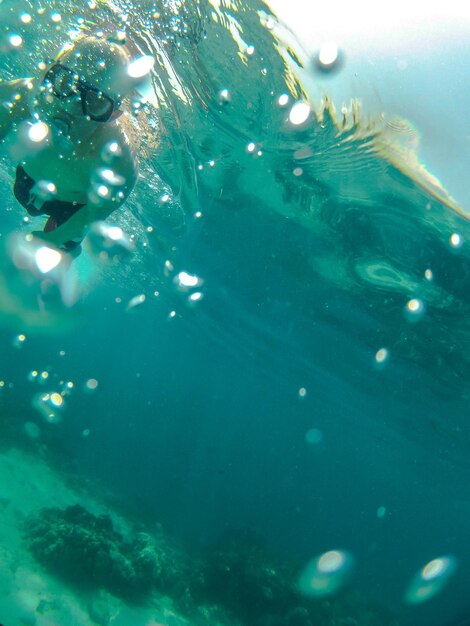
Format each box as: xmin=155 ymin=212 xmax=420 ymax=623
xmin=162 ymin=258 xmax=204 ymax=308
xmin=7 ymin=233 xmax=79 ymax=308
xmin=88 ymin=166 xmax=127 ymax=209
xmin=173 ymin=270 xmax=204 ymax=304
xmin=26 ymin=367 xmax=99 ymax=434
xmin=87 ymin=221 xmax=135 ymax=263
xmin=298 ymin=550 xmax=457 ymax=603
xmin=27 ymin=370 xmax=70 ymax=426
xmin=32 ymin=389 xmax=65 ymax=424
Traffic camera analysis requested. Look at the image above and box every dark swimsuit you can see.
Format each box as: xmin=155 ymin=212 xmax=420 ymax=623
xmin=14 ymin=165 xmax=84 ymax=251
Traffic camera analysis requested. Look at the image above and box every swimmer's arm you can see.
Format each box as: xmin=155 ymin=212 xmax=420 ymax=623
xmin=0 ymin=78 xmax=34 ymax=140
xmin=33 ymin=204 xmax=99 ymax=247
xmin=34 ymin=197 xmax=127 ymax=248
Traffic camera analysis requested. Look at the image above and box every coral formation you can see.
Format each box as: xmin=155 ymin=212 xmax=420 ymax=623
xmin=202 ymin=539 xmax=300 ymax=623
xmin=24 ymin=504 xmax=191 ymax=601
xmin=24 ymin=505 xmax=401 ymax=626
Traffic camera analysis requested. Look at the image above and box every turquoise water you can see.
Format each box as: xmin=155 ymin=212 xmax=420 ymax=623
xmin=0 ymin=1 xmax=469 ymax=625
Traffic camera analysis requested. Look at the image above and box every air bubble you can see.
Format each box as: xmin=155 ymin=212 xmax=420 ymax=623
xmin=217 ymin=88 xmax=231 ymax=105
xmin=50 ymin=392 xmax=64 ymax=407
xmin=405 ymin=298 xmax=425 ymax=321
xmin=13 ymin=334 xmax=26 ymax=348
xmin=33 ymin=392 xmax=63 ymax=423
xmin=97 ymin=167 xmax=125 ymax=187
xmin=85 ymin=378 xmax=98 ymax=390
xmin=28 ymin=121 xmax=49 ymax=143
xmin=188 ymin=292 xmax=203 ymax=303
xmin=9 ymin=34 xmax=23 ymax=48
xmin=31 ymin=180 xmax=57 ymax=204
xmin=299 ymin=550 xmax=354 ymax=597
xmin=319 ymin=42 xmax=338 ymax=65
xmin=405 ymin=556 xmax=457 ymax=604
xmin=314 ymin=41 xmax=344 ymax=74
xmin=101 ymin=141 xmax=122 ymax=162
xmin=127 ymin=294 xmax=146 ymax=310
xmin=289 ymin=102 xmax=311 ymax=126
xmin=305 ymin=428 xmax=323 ymax=445
xmin=97 ymin=184 xmax=110 ymax=199
xmin=88 ymin=222 xmax=135 ymax=260
xmin=374 ymin=347 xmax=390 ymax=369
xmin=175 ymin=271 xmax=202 ymax=290
xmin=261 ymin=14 xmax=275 ymax=30
xmin=376 ymin=506 xmax=387 ymax=519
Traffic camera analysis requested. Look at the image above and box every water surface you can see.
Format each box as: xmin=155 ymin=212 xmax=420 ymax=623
xmin=0 ymin=1 xmax=469 ymax=625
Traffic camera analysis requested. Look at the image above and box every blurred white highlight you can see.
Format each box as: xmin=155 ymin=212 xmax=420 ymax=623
xmin=405 ymin=556 xmax=457 ymax=604
xmin=299 ymin=549 xmax=354 ymax=597
xmin=128 ymin=55 xmax=155 ymax=79
xmin=35 ymin=247 xmax=62 ymax=273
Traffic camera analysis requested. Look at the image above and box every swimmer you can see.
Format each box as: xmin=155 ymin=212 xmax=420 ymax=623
xmin=0 ymin=29 xmax=149 ymax=255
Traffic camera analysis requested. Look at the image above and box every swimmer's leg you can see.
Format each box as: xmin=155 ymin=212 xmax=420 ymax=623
xmin=44 ymin=216 xmax=82 ymax=257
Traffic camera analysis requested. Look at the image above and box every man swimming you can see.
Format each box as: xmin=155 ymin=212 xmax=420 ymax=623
xmin=0 ymin=29 xmax=148 ymax=254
